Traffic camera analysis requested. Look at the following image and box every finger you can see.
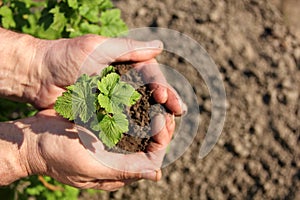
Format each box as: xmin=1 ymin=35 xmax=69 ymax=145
xmin=134 ymin=61 xmax=186 ymax=115
xmin=36 ymin=109 xmax=56 ymax=116
xmin=134 ymin=60 xmax=168 ymax=103
xmin=92 ymin=150 xmax=161 ymax=181
xmin=74 ymin=128 xmax=160 ymax=181
xmin=92 ymin=178 xmax=142 ymax=191
xmin=111 ymin=169 xmax=162 ymax=182
xmin=114 ymin=39 xmax=163 ymax=62
xmin=37 ymin=109 xmax=75 ymax=124
xmin=34 ymin=86 xmax=65 ymax=109
xmin=150 ymin=114 xmax=166 ymax=137
xmin=165 ymin=87 xmax=187 ymax=116
xmin=92 ymin=180 xmax=126 ymax=191
xmin=93 ymin=38 xmax=163 ymax=64
xmin=37 ymin=109 xmax=66 ymax=119
xmin=147 ymin=114 xmax=175 ymax=152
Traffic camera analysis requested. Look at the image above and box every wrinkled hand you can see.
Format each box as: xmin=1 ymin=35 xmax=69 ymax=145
xmin=22 ymin=109 xmax=175 ymax=191
xmin=33 ymin=35 xmax=184 ymax=115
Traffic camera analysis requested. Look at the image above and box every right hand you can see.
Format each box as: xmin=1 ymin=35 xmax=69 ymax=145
xmin=20 ymin=109 xmax=175 ymax=191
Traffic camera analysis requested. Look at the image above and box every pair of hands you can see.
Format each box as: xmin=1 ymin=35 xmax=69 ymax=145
xmin=21 ymin=35 xmax=184 ymax=190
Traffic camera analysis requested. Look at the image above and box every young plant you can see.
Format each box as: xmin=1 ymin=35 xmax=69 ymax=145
xmin=54 ymin=66 xmax=141 ymax=147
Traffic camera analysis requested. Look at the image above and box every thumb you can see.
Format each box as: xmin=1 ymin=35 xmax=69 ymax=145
xmin=95 ymin=150 xmax=163 ymax=181
xmin=95 ymin=38 xmax=163 ymax=63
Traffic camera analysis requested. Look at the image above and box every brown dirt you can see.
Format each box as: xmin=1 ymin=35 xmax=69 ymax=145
xmin=81 ymin=0 xmax=300 ymax=199
xmin=114 ymin=85 xmax=152 ymax=153
xmin=111 ymin=64 xmax=161 ymax=153
xmin=103 ymin=64 xmax=150 ymax=153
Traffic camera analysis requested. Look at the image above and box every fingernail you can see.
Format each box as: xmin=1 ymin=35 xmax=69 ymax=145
xmin=155 ymin=170 xmax=162 ymax=181
xmin=142 ymin=171 xmax=157 ymax=181
xmin=150 ymin=114 xmax=166 ymax=136
xmin=182 ymin=103 xmax=188 ymax=115
xmin=149 ymin=40 xmax=163 ymax=49
xmin=178 ymin=97 xmax=188 ymax=115
xmin=141 ymin=169 xmax=162 ymax=181
xmin=167 ymin=113 xmax=175 ymax=123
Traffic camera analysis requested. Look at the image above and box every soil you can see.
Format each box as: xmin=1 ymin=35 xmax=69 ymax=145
xmin=81 ymin=0 xmax=300 ymax=199
xmin=114 ymin=85 xmax=152 ymax=153
xmin=110 ymin=64 xmax=159 ymax=153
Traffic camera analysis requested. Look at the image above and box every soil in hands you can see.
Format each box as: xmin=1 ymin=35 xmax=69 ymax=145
xmin=108 ymin=64 xmax=162 ymax=153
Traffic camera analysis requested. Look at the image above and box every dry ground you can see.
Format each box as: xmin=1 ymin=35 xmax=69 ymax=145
xmin=81 ymin=0 xmax=300 ymax=199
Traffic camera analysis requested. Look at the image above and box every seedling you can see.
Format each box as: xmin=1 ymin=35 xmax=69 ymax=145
xmin=54 ymin=66 xmax=141 ymax=147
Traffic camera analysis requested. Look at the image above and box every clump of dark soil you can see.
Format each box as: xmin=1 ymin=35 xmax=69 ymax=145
xmin=114 ymin=85 xmax=152 ymax=153
xmin=108 ymin=64 xmax=159 ymax=153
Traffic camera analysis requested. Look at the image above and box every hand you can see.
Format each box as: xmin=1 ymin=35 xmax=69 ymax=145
xmin=30 ymin=34 xmax=185 ymax=115
xmin=30 ymin=36 xmax=154 ymax=107
xmin=0 ymin=29 xmax=185 ymax=114
xmin=20 ymin=109 xmax=175 ymax=191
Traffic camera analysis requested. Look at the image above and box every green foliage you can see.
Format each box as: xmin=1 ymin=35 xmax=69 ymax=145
xmin=0 ymin=0 xmax=128 ymax=39
xmin=0 ymin=176 xmax=83 ymax=200
xmin=54 ymin=66 xmax=141 ymax=147
xmin=0 ymin=98 xmax=37 ymax=121
xmin=98 ymin=112 xmax=128 ymax=147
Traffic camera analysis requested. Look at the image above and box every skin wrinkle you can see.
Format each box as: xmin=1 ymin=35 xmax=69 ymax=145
xmin=11 ymin=35 xmax=33 ymax=98
xmin=78 ymin=50 xmax=97 ymax=76
xmin=33 ymin=39 xmax=64 ymax=108
xmin=0 ymin=153 xmax=14 ymax=185
xmin=13 ymin=121 xmax=37 ymax=176
xmin=0 ymin=30 xmax=40 ymax=102
xmin=0 ymin=69 xmax=14 ymax=96
xmin=25 ymin=37 xmax=41 ymax=97
xmin=0 ymin=49 xmax=19 ymax=97
xmin=64 ymin=41 xmax=80 ymax=84
xmin=0 ymin=121 xmax=28 ymax=185
xmin=29 ymin=40 xmax=53 ymax=102
xmin=45 ymin=39 xmax=76 ymax=86
xmin=27 ymin=131 xmax=55 ymax=179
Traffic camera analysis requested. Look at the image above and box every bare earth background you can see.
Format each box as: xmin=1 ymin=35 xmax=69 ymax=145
xmin=80 ymin=0 xmax=300 ymax=199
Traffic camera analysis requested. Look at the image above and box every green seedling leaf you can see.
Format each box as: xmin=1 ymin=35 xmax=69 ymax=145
xmin=89 ymin=75 xmax=99 ymax=88
xmin=54 ymin=90 xmax=75 ymax=120
xmin=111 ymin=82 xmax=140 ymax=106
xmin=55 ymin=66 xmax=141 ymax=148
xmin=98 ymin=93 xmax=112 ymax=113
xmin=98 ymin=113 xmax=128 ymax=147
xmin=100 ymin=65 xmax=115 ymax=77
xmin=97 ymin=76 xmax=141 ymax=114
xmin=54 ymin=74 xmax=96 ymax=123
xmin=97 ymin=72 xmax=119 ymax=96
xmin=90 ymin=113 xmax=105 ymax=131
xmin=129 ymin=90 xmax=142 ymax=105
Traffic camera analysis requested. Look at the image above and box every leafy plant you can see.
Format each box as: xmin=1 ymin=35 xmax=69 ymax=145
xmin=0 ymin=0 xmax=127 ymax=39
xmin=55 ymin=66 xmax=141 ymax=147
